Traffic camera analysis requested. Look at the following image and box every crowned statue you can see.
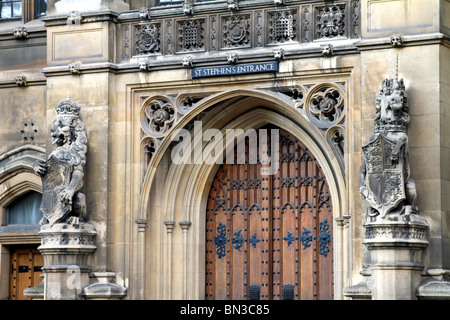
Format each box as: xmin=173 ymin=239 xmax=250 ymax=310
xmin=359 ymin=60 xmax=420 ymax=221
xmin=34 ymin=97 xmax=87 ymax=226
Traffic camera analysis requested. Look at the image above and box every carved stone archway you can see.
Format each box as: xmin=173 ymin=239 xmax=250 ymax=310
xmin=139 ymin=90 xmax=348 ymax=300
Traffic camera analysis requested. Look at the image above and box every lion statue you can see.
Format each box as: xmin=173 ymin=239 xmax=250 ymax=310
xmin=34 ymin=97 xmax=87 ymax=226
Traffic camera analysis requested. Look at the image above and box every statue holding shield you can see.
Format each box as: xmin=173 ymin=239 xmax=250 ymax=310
xmin=359 ymin=70 xmax=420 ymax=221
xmin=34 ymin=97 xmax=87 ymax=226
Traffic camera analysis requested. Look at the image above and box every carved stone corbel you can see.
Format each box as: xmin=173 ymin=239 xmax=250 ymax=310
xmin=183 ymin=3 xmax=194 ymax=15
xmin=390 ymin=34 xmax=404 ymax=47
xmin=68 ymin=62 xmax=82 ymax=75
xmin=182 ymin=56 xmax=193 ymax=68
xmin=227 ymin=0 xmax=239 ymax=11
xmin=321 ymin=44 xmax=334 ymax=56
xmin=226 ymin=52 xmax=238 ymax=64
xmin=139 ymin=59 xmax=150 ymax=71
xmin=67 ymin=11 xmax=82 ymax=25
xmin=273 ymin=48 xmax=285 ymax=60
xmin=15 ymin=76 xmax=27 ymax=87
xmin=139 ymin=7 xmax=150 ymax=21
xmin=13 ymin=27 xmax=28 ymax=39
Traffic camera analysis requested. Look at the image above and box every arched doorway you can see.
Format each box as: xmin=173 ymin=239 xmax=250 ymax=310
xmin=205 ymin=127 xmax=333 ymax=300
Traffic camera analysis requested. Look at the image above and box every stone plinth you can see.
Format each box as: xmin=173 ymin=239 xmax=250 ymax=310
xmin=82 ymin=272 xmax=127 ymax=300
xmin=363 ymin=216 xmax=428 ymax=300
xmin=23 ymin=274 xmax=45 ymax=300
xmin=38 ymin=222 xmax=96 ymax=300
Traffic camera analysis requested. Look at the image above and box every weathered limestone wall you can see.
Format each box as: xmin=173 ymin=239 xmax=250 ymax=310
xmin=0 ymin=0 xmax=448 ymax=300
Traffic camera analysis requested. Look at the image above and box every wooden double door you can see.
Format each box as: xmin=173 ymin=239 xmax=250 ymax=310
xmin=205 ymin=128 xmax=334 ymax=300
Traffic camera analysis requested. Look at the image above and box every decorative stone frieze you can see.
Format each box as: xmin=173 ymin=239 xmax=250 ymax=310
xmin=38 ymin=222 xmax=97 ymax=300
xmin=139 ymin=82 xmax=346 ymax=177
xmin=128 ymin=1 xmax=359 ymax=60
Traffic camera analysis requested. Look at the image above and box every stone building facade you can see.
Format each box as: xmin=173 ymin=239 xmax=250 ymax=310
xmin=0 ymin=0 xmax=448 ymax=300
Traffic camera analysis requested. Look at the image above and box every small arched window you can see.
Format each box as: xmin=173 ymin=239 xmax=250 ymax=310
xmin=6 ymin=192 xmax=43 ymax=225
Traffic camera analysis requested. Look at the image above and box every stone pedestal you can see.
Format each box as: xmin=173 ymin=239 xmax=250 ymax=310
xmin=363 ymin=216 xmax=428 ymax=300
xmin=23 ymin=274 xmax=45 ymax=300
xmin=82 ymin=272 xmax=127 ymax=300
xmin=38 ymin=222 xmax=96 ymax=300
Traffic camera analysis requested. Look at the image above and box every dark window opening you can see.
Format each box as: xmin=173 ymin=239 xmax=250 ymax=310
xmin=0 ymin=0 xmax=22 ymax=20
xmin=35 ymin=0 xmax=46 ymax=18
xmin=158 ymin=0 xmax=183 ymax=5
xmin=6 ymin=191 xmax=43 ymax=225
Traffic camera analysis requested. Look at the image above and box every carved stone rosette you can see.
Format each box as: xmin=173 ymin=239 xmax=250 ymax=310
xmin=135 ymin=23 xmax=161 ymax=55
xmin=141 ymin=96 xmax=176 ymax=137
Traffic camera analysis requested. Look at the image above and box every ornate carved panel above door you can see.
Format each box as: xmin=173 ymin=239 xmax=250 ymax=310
xmin=122 ymin=0 xmax=360 ymax=60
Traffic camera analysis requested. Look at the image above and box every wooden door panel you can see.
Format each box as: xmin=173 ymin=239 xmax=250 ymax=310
xmin=206 ymin=128 xmax=333 ymax=300
xmin=10 ymin=247 xmax=43 ymax=300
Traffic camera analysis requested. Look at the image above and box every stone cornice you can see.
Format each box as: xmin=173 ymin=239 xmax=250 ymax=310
xmin=118 ymin=0 xmax=330 ymax=21
xmin=355 ymin=32 xmax=450 ymax=51
xmin=41 ymin=10 xmax=121 ymax=27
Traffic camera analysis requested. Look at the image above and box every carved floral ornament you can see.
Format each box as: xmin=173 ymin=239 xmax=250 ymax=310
xmin=140 ymin=83 xmax=346 ymax=169
xmin=141 ymin=96 xmax=176 ymax=137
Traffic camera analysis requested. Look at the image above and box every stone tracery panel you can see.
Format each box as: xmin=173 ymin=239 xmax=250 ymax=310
xmin=128 ymin=1 xmax=359 ymax=59
xmin=139 ymin=81 xmax=346 ymax=176
xmin=141 ymin=96 xmax=176 ymax=137
xmin=221 ymin=13 xmax=251 ymax=49
xmin=135 ymin=22 xmax=162 ymax=55
xmin=314 ymin=3 xmax=347 ymax=39
xmin=176 ymin=18 xmax=206 ymax=52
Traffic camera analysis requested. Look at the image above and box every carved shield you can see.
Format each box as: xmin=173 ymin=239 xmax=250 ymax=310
xmin=40 ymin=155 xmax=72 ymax=226
xmin=362 ymin=134 xmax=406 ymax=217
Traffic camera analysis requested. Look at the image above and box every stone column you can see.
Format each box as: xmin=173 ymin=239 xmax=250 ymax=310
xmin=363 ymin=218 xmax=428 ymax=300
xmin=38 ymin=222 xmax=96 ymax=300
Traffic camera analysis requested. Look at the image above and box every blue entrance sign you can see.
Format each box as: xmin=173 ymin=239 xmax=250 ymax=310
xmin=192 ymin=61 xmax=278 ymax=79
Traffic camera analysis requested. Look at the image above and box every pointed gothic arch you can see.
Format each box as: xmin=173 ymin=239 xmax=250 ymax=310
xmin=139 ymin=89 xmax=347 ymax=299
